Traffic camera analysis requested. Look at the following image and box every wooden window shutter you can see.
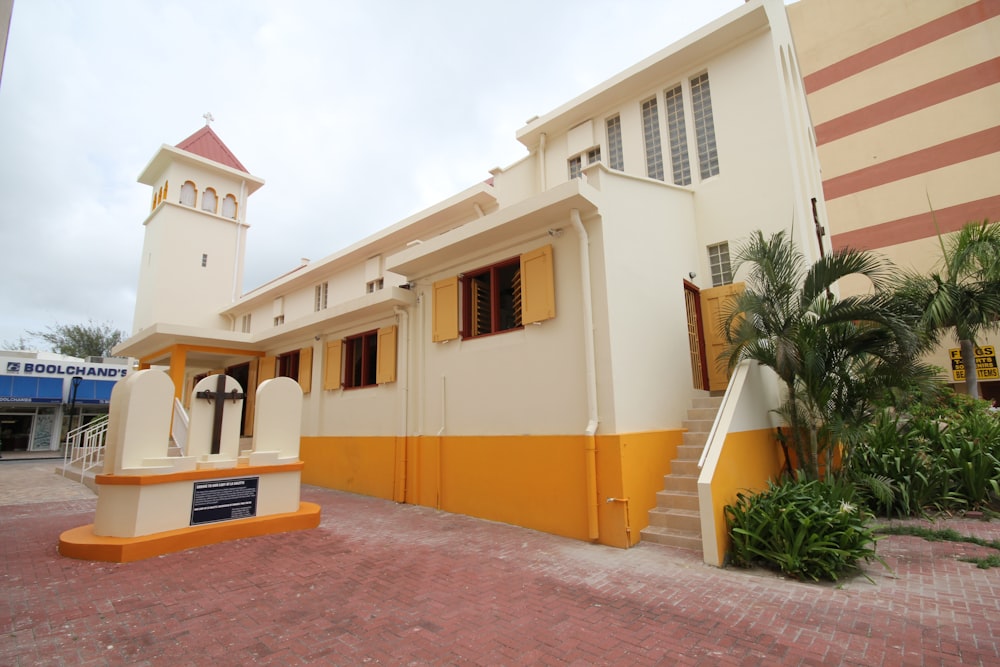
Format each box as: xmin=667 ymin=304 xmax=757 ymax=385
xmin=521 ymin=244 xmax=556 ymax=324
xmin=323 ymin=339 xmax=343 ymax=390
xmin=298 ymin=346 xmax=313 ymax=394
xmin=376 ymin=325 xmax=398 ymax=384
xmin=257 ymin=356 xmax=276 ymax=384
xmin=432 ymin=276 xmax=459 ymax=342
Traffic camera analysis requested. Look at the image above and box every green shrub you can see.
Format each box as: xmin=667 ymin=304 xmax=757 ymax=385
xmin=942 ymin=411 xmax=1000 ymax=508
xmin=845 ymin=412 xmax=953 ymax=516
xmin=725 ymin=477 xmax=885 ymax=582
xmin=846 ymin=401 xmax=1000 ymax=515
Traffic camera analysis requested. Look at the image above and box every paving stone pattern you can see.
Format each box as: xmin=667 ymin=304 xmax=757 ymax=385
xmin=1 ymin=461 xmax=998 ymax=666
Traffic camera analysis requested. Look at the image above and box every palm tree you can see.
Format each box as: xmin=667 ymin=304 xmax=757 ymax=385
xmin=893 ymin=220 xmax=1000 ymax=398
xmin=722 ymin=230 xmax=929 ymax=479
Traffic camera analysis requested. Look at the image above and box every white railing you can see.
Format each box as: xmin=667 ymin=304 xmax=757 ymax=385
xmin=172 ymin=397 xmax=189 ymax=455
xmin=61 ymin=415 xmax=110 ymax=476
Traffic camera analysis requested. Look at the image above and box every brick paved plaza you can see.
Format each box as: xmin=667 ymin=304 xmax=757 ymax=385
xmin=1 ymin=460 xmax=998 ymax=665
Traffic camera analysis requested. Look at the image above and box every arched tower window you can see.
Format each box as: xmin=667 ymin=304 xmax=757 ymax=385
xmin=180 ymin=181 xmax=197 ymax=207
xmin=202 ymin=188 xmax=218 ymax=214
xmin=222 ymin=194 xmax=237 ymax=219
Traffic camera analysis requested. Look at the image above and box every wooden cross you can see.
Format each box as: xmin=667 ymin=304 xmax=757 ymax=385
xmin=195 ymin=374 xmax=245 ymax=455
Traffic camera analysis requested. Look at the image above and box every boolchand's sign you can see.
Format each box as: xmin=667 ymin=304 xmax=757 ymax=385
xmin=3 ymin=359 xmax=129 ymax=379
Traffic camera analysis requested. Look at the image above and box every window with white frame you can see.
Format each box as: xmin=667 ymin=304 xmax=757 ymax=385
xmin=708 ymin=242 xmax=733 ymax=287
xmin=240 ymin=314 xmax=251 ymax=333
xmin=568 ymin=147 xmax=601 ymax=180
xmin=641 ymin=97 xmax=664 ymax=181
xmin=568 ymin=155 xmax=583 ymax=180
xmin=366 ymin=278 xmax=384 ymax=293
xmin=691 ymin=72 xmax=719 ymax=179
xmin=273 ymin=315 xmax=284 ymax=326
xmin=314 ymin=282 xmax=328 ymax=311
xmin=664 ymin=85 xmax=692 ymax=186
xmin=606 ymin=115 xmax=623 ymax=171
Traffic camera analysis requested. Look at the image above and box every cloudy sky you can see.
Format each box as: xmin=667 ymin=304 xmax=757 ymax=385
xmin=0 ymin=0 xmax=749 ymax=350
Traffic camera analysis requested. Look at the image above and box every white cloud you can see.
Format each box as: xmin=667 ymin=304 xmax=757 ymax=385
xmin=0 ymin=0 xmax=747 ymax=347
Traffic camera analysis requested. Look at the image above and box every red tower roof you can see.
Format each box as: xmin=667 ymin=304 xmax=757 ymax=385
xmin=175 ymin=125 xmax=249 ymax=173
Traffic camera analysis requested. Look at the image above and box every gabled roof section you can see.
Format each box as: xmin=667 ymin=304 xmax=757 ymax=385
xmin=175 ymin=125 xmax=250 ymax=173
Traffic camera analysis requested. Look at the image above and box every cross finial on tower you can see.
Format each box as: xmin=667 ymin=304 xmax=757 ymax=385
xmin=203 ymin=112 xmax=215 ymax=126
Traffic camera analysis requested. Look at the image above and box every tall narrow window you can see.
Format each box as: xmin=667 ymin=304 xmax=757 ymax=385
xmin=708 ymin=242 xmax=733 ymax=286
xmin=222 ymin=194 xmax=237 ymax=219
xmin=587 ymin=147 xmax=601 ymax=164
xmin=201 ymin=187 xmax=218 ymax=213
xmin=606 ymin=115 xmax=623 ymax=171
xmin=691 ymin=73 xmax=719 ymax=179
xmin=201 ymin=253 xmax=208 ymax=267
xmin=344 ymin=331 xmax=378 ymax=388
xmin=314 ymin=282 xmax=328 ymax=311
xmin=180 ymin=181 xmax=197 ymax=207
xmin=240 ymin=314 xmax=251 ymax=333
xmin=568 ymin=155 xmax=583 ymax=180
xmin=641 ymin=97 xmax=664 ymax=181
xmin=664 ymin=85 xmax=692 ymax=186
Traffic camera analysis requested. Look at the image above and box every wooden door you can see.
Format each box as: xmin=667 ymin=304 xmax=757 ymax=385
xmin=683 ymin=282 xmax=707 ymax=390
xmin=700 ymin=283 xmax=744 ymax=392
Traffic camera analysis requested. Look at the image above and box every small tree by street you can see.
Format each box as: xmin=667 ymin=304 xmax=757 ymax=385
xmin=25 ymin=320 xmax=126 ymax=359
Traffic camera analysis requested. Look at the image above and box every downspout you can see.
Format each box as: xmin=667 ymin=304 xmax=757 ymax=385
xmin=233 ymin=179 xmax=247 ymax=303
xmin=571 ymin=208 xmax=600 ymax=540
xmin=393 ymin=306 xmax=409 ymax=503
xmin=538 ymin=133 xmax=547 ymax=193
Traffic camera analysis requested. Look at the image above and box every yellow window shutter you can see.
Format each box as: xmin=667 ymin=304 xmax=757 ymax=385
xmin=376 ymin=325 xmax=398 ymax=384
xmin=521 ymin=244 xmax=556 ymax=324
xmin=298 ymin=346 xmax=313 ymax=394
xmin=432 ymin=276 xmax=459 ymax=342
xmin=257 ymin=356 xmax=276 ymax=384
xmin=323 ymin=339 xmax=342 ymax=391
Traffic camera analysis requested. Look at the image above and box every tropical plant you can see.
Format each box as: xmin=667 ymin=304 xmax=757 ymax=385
xmin=726 ymin=477 xmax=886 ymax=582
xmin=892 ymin=219 xmax=1000 ymax=398
xmin=845 ymin=395 xmax=1000 ymax=515
xmin=722 ymin=230 xmax=932 ymax=479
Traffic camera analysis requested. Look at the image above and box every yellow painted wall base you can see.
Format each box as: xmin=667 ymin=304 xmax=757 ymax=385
xmin=59 ymin=502 xmax=321 ymax=563
xmin=300 ymin=430 xmax=682 ymax=548
xmin=704 ymin=428 xmax=784 ymax=565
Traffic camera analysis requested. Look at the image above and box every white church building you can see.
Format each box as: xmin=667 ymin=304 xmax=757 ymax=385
xmin=117 ymin=0 xmax=821 ymax=564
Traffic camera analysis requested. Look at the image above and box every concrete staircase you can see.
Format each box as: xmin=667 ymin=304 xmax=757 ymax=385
xmin=640 ymin=394 xmax=722 ymax=552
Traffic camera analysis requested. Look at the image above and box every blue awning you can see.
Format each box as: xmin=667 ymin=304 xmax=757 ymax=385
xmin=74 ymin=379 xmax=116 ymax=405
xmin=0 ymin=376 xmax=64 ymax=404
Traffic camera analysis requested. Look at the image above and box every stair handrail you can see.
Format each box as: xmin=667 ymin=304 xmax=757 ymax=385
xmin=698 ymin=360 xmax=751 ymax=469
xmin=172 ymin=397 xmax=189 ymax=456
xmin=61 ymin=414 xmax=110 ymax=476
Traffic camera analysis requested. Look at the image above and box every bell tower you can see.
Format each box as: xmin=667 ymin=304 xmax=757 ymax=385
xmin=132 ymin=122 xmax=265 ymax=333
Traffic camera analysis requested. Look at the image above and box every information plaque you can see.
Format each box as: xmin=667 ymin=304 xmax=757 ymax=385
xmin=190 ymin=477 xmax=259 ymax=526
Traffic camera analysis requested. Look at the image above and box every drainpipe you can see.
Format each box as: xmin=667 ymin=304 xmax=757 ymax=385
xmin=571 ymin=208 xmax=600 ymax=540
xmin=538 ymin=133 xmax=547 ymax=193
xmin=394 ymin=306 xmax=409 ymax=503
xmin=233 ymin=179 xmax=247 ymax=303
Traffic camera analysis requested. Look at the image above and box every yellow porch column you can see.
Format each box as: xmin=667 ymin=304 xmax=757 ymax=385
xmin=168 ymin=346 xmax=187 ymax=402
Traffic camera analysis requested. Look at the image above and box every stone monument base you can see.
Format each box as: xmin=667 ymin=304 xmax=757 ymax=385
xmin=59 ymin=462 xmax=321 ymax=562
